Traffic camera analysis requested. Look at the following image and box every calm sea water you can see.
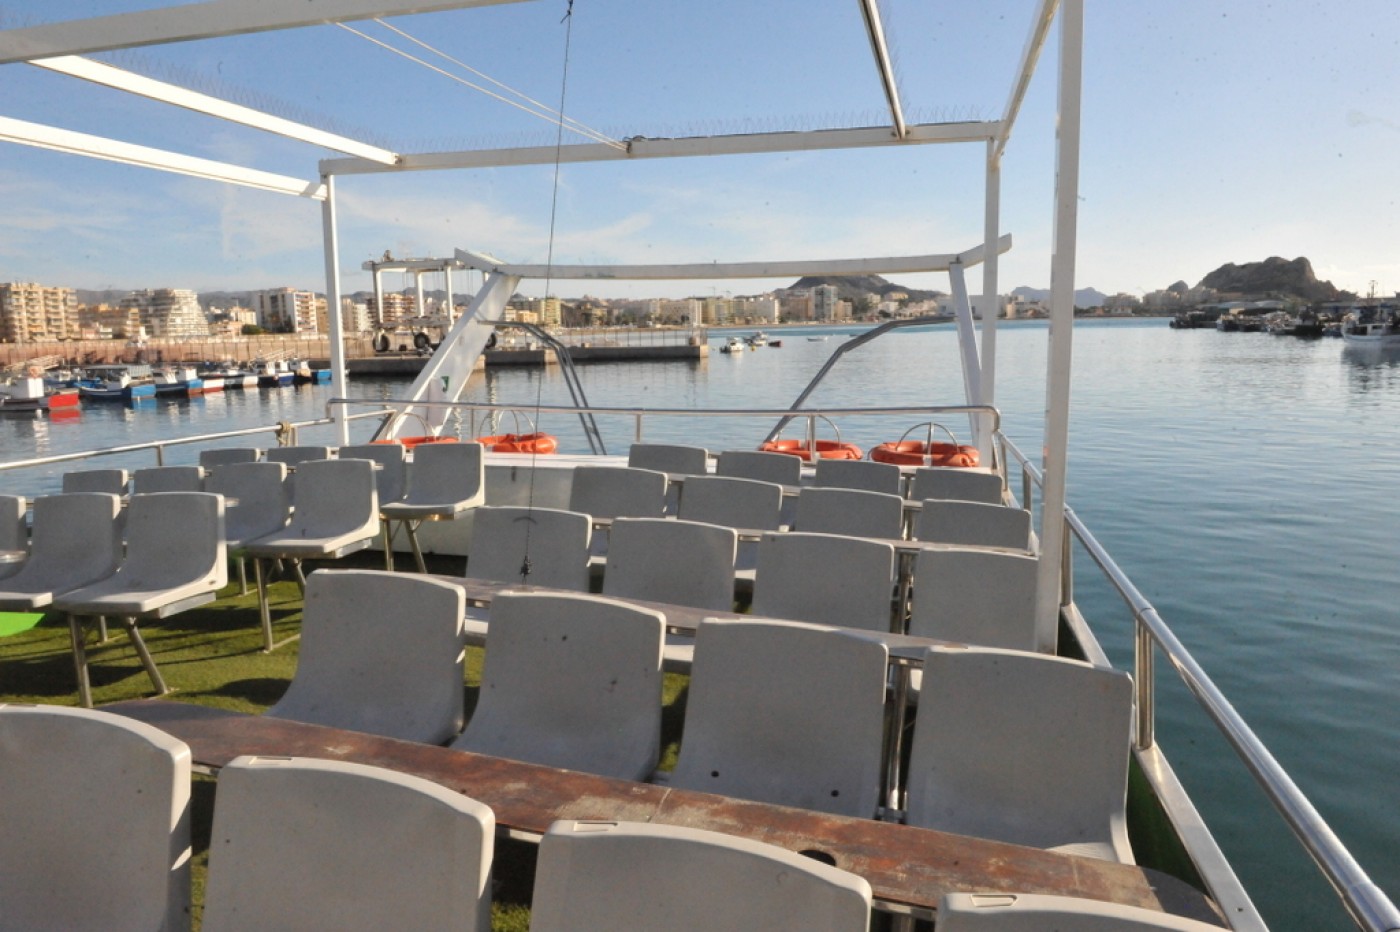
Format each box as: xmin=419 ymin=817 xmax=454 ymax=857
xmin=2 ymin=319 xmax=1396 ymax=930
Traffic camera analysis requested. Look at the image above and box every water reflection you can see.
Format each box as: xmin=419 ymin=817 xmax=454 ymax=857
xmin=1342 ymin=344 xmax=1400 ymax=393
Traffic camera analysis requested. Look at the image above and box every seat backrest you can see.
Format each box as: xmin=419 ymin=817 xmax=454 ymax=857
xmin=627 ymin=442 xmax=709 ymax=476
xmin=198 ymin=447 xmax=261 ymax=468
xmin=676 ymin=475 xmax=782 ymax=532
xmin=263 ymin=445 xmax=332 ymax=466
xmin=915 ymin=499 xmax=1032 ymax=550
xmin=0 ymin=493 xmax=121 ymax=600
xmin=910 ymin=467 xmax=1004 ymax=505
xmin=531 ymin=820 xmax=872 ymax=932
xmin=937 ymin=892 xmax=1227 ymax=932
xmin=792 ymin=486 xmax=905 ymax=540
xmin=568 ymin=465 xmax=668 ymax=520
xmin=813 ymin=458 xmax=902 ymax=495
xmin=120 ymin=492 xmax=228 ymax=594
xmin=61 ymin=467 xmax=128 ymax=495
xmin=451 ymin=592 xmax=664 ymax=781
xmin=337 ymin=443 xmax=407 ymax=505
xmin=0 ymin=493 xmax=24 ymax=552
xmin=909 ymin=547 xmax=1044 ymax=651
xmin=202 ymin=755 xmax=493 ymax=932
xmin=400 ymin=441 xmax=484 ymax=506
xmin=751 ymin=532 xmax=895 ymax=632
xmin=203 ymin=462 xmax=290 ymax=548
xmin=265 ymin=569 xmax=467 ymax=744
xmin=715 ymin=449 xmax=802 ymax=486
xmin=602 ymin=517 xmax=736 ymax=612
xmin=0 ymin=703 xmax=192 ymax=932
xmin=131 ymin=465 xmax=204 ymax=494
xmin=671 ymin=618 xmax=888 ymax=818
xmin=465 ymin=506 xmax=591 ymax=590
xmin=906 ymin=646 xmax=1134 ymax=863
xmin=283 ymin=458 xmax=379 ymax=540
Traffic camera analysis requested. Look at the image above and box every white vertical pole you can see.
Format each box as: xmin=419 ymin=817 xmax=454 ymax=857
xmin=444 ymin=265 xmax=455 ymax=324
xmin=947 ymin=260 xmax=983 ymax=426
xmin=320 ymin=172 xmax=350 ymax=445
xmin=415 ymin=270 xmax=426 ymax=317
xmin=1034 ymin=0 xmax=1083 ymax=652
xmin=372 ymin=266 xmax=384 ymax=330
xmin=980 ymin=139 xmax=1002 ymax=463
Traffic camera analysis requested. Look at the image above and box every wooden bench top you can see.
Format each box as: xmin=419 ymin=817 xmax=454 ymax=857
xmin=105 ymin=699 xmax=1224 ymax=925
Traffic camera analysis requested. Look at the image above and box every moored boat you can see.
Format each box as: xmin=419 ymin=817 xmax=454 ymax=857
xmin=75 ymin=365 xmax=155 ymax=402
xmin=1340 ymin=305 xmax=1400 ymax=347
xmin=151 ymin=366 xmax=205 ymax=397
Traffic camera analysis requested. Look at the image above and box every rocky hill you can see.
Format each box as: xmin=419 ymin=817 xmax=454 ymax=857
xmin=788 ymin=274 xmax=942 ymax=304
xmin=1197 ymin=257 xmax=1349 ymax=302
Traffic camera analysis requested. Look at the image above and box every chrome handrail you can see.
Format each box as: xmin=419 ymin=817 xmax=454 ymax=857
xmin=1000 ymin=434 xmax=1400 ymax=932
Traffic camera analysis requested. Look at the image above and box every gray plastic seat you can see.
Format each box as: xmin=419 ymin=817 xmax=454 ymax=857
xmin=813 ymin=457 xmax=903 ymax=495
xmin=677 ymin=474 xmax=783 ymax=590
xmin=531 ymin=820 xmax=872 ymax=932
xmin=793 ymin=486 xmax=906 ymax=540
xmin=262 ymin=444 xmax=332 ymax=467
xmin=61 ymin=467 xmax=128 ymax=495
xmin=204 ymin=461 xmax=291 ymax=597
xmin=569 ymin=465 xmax=669 ymax=561
xmin=130 ymin=465 xmax=203 ymax=493
xmin=937 ymin=892 xmax=1227 ymax=931
xmin=265 ymin=569 xmax=468 ymax=744
xmin=338 ymin=442 xmax=408 ymax=509
xmin=627 ymin=442 xmax=710 ymax=475
xmin=910 ymin=467 xmax=1005 ymax=505
xmin=202 ymin=755 xmax=493 ymax=932
xmin=0 ymin=494 xmax=25 ymax=580
xmin=715 ymin=449 xmax=802 ymax=486
xmin=55 ymin=492 xmax=227 ymax=706
xmin=0 ymin=493 xmax=121 ymax=612
xmin=751 ymin=532 xmax=896 ymax=632
xmin=906 ymin=646 xmax=1135 ymax=863
xmin=0 ymin=703 xmax=192 ymax=932
xmin=671 ymin=618 xmax=888 ymax=818
xmin=909 ymin=547 xmax=1043 ymax=652
xmin=380 ymin=441 xmax=485 ymax=572
xmin=915 ymin=499 xmax=1033 ymax=550
xmin=198 ymin=446 xmax=261 ymax=468
xmin=451 ymin=591 xmax=665 ymax=780
xmin=241 ymin=458 xmax=380 ymax=650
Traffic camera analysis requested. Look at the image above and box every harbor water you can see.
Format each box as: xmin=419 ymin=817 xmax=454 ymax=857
xmin=2 ymin=319 xmax=1397 ymax=930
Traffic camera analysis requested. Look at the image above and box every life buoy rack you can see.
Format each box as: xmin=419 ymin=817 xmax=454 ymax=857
xmin=869 ymin=440 xmax=980 ymax=468
xmin=759 ymin=438 xmax=864 ymax=461
xmin=372 ymin=435 xmax=460 ymax=449
xmin=475 ymin=432 xmax=558 ymax=454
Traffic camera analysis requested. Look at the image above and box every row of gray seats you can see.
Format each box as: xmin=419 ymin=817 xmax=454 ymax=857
xmin=269 ymin=570 xmax=1133 ymax=864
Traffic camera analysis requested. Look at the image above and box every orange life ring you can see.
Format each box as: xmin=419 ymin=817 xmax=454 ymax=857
xmin=372 ymin=435 xmax=459 ymax=448
xmin=869 ymin=441 xmax=980 ymax=468
xmin=758 ymin=438 xmax=864 ymax=462
xmin=475 ymin=432 xmax=558 ymax=454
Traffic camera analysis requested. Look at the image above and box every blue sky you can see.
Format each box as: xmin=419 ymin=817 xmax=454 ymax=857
xmin=1 ymin=1 xmax=1397 ymax=301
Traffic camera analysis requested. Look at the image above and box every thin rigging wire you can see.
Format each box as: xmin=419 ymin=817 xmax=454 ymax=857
xmin=335 ymin=20 xmax=624 ymax=150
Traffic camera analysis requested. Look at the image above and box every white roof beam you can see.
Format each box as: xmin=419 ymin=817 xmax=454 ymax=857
xmin=454 ymin=236 xmax=1011 ymax=281
xmin=0 ymin=0 xmax=530 ymax=65
xmin=30 ymin=56 xmax=399 ymax=165
xmin=324 ymin=121 xmax=1001 ymax=175
xmin=0 ymin=115 xmax=327 ymax=199
xmin=858 ymin=0 xmax=907 ymax=139
xmin=995 ymin=0 xmax=1059 ymax=162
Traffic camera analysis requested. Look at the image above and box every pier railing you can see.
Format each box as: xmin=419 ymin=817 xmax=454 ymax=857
xmin=1001 ymin=434 xmax=1400 ymax=932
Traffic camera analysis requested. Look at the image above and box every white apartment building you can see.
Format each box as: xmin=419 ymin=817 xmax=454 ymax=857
xmin=732 ymin=295 xmax=780 ymax=324
xmin=340 ymin=297 xmax=372 ymax=334
xmin=119 ymin=288 xmax=208 ymax=339
xmin=813 ymin=284 xmax=843 ymax=321
xmin=0 ymin=281 xmax=79 ymax=342
xmin=252 ymin=287 xmax=320 ymax=334
xmin=531 ymin=296 xmax=562 ymax=327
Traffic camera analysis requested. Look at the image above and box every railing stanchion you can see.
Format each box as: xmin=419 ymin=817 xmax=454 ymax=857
xmin=1135 ymin=617 xmax=1155 ymax=750
xmin=635 ymin=413 xmax=643 ymax=444
xmin=1060 ymin=519 xmax=1073 ymax=608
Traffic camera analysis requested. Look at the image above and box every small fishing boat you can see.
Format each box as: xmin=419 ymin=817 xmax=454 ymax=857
xmin=745 ymin=331 xmax=769 ymax=347
xmin=719 ymin=336 xmax=746 ymax=354
xmin=151 ymin=366 xmax=205 ymax=397
xmin=1340 ymin=305 xmax=1400 ymax=348
xmin=253 ymin=357 xmax=295 ymax=387
xmin=199 ymin=361 xmax=258 ymax=390
xmin=75 ymin=365 xmax=155 ymax=402
xmin=807 ymin=335 xmax=829 ymax=342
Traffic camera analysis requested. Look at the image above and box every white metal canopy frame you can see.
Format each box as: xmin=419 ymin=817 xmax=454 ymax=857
xmin=4 ymin=4 xmax=1399 ymax=932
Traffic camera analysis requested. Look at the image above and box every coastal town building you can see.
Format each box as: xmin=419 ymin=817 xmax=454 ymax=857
xmin=369 ymin=291 xmax=415 ymax=327
xmin=118 ymin=288 xmax=207 ymax=339
xmin=0 ymin=281 xmax=79 ymax=342
xmin=531 ymin=296 xmax=562 ymax=327
xmin=251 ymin=287 xmax=319 ymax=334
xmin=340 ymin=297 xmax=372 ymax=334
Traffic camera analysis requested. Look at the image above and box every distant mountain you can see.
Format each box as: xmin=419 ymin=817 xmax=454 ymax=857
xmin=1011 ymin=285 xmax=1109 ymax=307
xmin=1195 ymin=257 xmax=1349 ymax=302
xmin=788 ymin=274 xmax=943 ymax=303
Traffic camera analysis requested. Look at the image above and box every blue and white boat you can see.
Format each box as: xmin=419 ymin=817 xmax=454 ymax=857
xmin=151 ymin=366 xmax=205 ymax=397
xmin=75 ymin=365 xmax=155 ymax=402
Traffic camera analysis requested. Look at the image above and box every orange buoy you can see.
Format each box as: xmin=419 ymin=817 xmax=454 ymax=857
xmin=869 ymin=441 xmax=979 ymax=468
xmin=475 ymin=432 xmax=558 ymax=454
xmin=758 ymin=438 xmax=864 ymax=462
xmin=371 ymin=435 xmax=460 ymax=448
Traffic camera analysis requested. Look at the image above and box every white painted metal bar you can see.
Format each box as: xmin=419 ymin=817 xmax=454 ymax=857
xmin=0 ymin=115 xmax=326 ymax=199
xmin=321 ymin=174 xmax=351 ymax=445
xmin=995 ymin=0 xmax=1059 ymax=162
xmin=0 ymin=0 xmax=529 ymax=65
xmin=979 ymin=138 xmax=1003 ymax=465
xmin=454 ymin=237 xmax=1011 ymax=282
xmin=1032 ymin=0 xmax=1082 ymax=655
xmin=857 ymin=0 xmax=907 ymax=139
xmin=322 ymin=122 xmax=1003 ymax=175
xmin=946 ymin=260 xmax=984 ymax=447
xmin=30 ymin=56 xmax=399 ymax=164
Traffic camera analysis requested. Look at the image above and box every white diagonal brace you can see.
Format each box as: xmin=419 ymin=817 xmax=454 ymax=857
xmin=995 ymin=0 xmax=1059 ymax=161
xmin=0 ymin=115 xmax=327 ymax=199
xmin=858 ymin=0 xmax=907 ymax=139
xmin=31 ymin=56 xmax=399 ymax=164
xmin=0 ymin=0 xmax=530 ymax=65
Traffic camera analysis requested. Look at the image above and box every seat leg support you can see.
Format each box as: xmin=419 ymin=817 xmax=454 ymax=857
xmin=96 ymin=614 xmax=109 ymax=642
xmin=236 ymin=556 xmax=248 ymax=596
xmin=381 ymin=517 xmax=395 ymax=571
xmin=121 ymin=615 xmax=169 ymax=697
xmin=255 ymin=557 xmax=275 ymax=651
xmin=407 ymin=520 xmax=427 ymax=573
xmin=68 ymin=614 xmax=93 ymax=709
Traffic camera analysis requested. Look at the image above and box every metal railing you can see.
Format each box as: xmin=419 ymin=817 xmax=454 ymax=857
xmin=999 ymin=434 xmax=1400 ymax=932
